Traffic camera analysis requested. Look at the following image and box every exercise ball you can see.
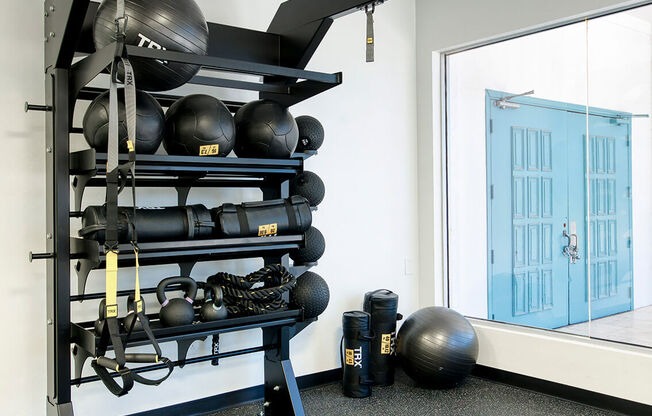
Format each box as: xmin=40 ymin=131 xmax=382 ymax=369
xmin=82 ymin=89 xmax=164 ymax=154
xmin=233 ymin=100 xmax=299 ymax=159
xmin=290 ymin=171 xmax=325 ymax=206
xmin=93 ymin=0 xmax=209 ymax=91
xmin=295 ymin=115 xmax=324 ymax=151
xmin=397 ymin=307 xmax=478 ymax=388
xmin=290 ymin=227 xmax=325 ymax=264
xmin=290 ymin=272 xmax=329 ymax=319
xmin=164 ymin=94 xmax=235 ymax=157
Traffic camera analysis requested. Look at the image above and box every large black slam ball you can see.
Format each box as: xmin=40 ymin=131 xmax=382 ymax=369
xmin=234 ymin=100 xmax=299 ymax=159
xmin=82 ymin=89 xmax=164 ymax=154
xmin=290 ymin=227 xmax=325 ymax=264
xmin=93 ymin=0 xmax=209 ymax=91
xmin=290 ymin=272 xmax=330 ymax=319
xmin=290 ymin=171 xmax=325 ymax=206
xmin=295 ymin=115 xmax=325 ymax=152
xmin=397 ymin=307 xmax=479 ymax=388
xmin=164 ymin=94 xmax=235 ymax=157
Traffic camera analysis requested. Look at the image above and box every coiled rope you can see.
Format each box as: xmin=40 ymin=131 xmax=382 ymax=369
xmin=207 ymin=264 xmax=296 ymax=316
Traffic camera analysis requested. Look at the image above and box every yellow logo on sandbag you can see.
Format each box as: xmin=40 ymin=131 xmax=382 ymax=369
xmin=258 ymin=223 xmax=278 ymax=237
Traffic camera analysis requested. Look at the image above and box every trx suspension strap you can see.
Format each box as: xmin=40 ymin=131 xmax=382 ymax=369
xmin=365 ymin=3 xmax=375 ymax=63
xmin=91 ymin=0 xmax=172 ymax=396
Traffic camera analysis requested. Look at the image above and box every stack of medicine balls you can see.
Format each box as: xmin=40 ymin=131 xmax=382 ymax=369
xmin=82 ymin=0 xmax=329 ymax=320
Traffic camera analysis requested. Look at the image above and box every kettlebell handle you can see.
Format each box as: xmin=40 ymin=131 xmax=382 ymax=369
xmin=157 ymin=277 xmax=197 ymax=306
xmin=205 ymin=283 xmax=224 ymax=308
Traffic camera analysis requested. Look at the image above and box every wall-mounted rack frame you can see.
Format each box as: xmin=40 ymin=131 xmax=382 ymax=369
xmin=36 ymin=0 xmax=385 ymax=414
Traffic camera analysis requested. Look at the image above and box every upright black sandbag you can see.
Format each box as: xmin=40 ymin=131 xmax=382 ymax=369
xmin=213 ymin=196 xmax=312 ymax=238
xmin=79 ymin=205 xmax=214 ymax=243
xmin=341 ymin=311 xmax=373 ymax=398
xmin=363 ymin=290 xmax=400 ymax=386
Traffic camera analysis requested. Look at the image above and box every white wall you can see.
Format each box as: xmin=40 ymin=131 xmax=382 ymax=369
xmin=416 ymin=0 xmax=652 ymax=407
xmin=1 ymin=1 xmax=418 ymax=415
xmin=446 ymin=13 xmax=652 ymax=319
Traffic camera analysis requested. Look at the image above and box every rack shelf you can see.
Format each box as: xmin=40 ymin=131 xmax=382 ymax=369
xmin=71 ymin=235 xmax=305 ymax=295
xmin=70 ymin=149 xmax=313 ymax=209
xmin=71 ymin=310 xmax=313 ymax=385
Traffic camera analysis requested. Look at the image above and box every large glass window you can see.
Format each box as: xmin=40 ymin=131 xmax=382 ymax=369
xmin=445 ymin=5 xmax=651 ymax=347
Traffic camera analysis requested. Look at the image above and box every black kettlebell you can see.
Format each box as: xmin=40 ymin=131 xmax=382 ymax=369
xmin=123 ymin=294 xmax=145 ymax=332
xmin=200 ymin=283 xmax=228 ymax=322
xmin=157 ymin=277 xmax=197 ymax=327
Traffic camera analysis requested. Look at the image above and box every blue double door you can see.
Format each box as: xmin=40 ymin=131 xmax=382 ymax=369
xmin=487 ymin=90 xmax=633 ymax=329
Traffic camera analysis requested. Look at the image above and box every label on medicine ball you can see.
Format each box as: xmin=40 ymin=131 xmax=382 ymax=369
xmin=199 ymin=144 xmax=220 ymax=156
xmin=258 ymin=223 xmax=278 ymax=237
xmin=345 ymin=347 xmax=363 ymax=368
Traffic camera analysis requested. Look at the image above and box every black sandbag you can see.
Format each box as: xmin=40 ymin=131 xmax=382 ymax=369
xmin=213 ymin=196 xmax=311 ymax=238
xmin=364 ymin=289 xmax=400 ymax=386
xmin=341 ymin=311 xmax=373 ymax=398
xmin=79 ymin=205 xmax=214 ymax=243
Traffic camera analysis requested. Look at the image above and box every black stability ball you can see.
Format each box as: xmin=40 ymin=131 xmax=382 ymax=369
xmin=397 ymin=307 xmax=479 ymax=388
xmin=164 ymin=94 xmax=235 ymax=157
xmin=290 ymin=171 xmax=325 ymax=206
xmin=93 ymin=0 xmax=209 ymax=91
xmin=82 ymin=89 xmax=164 ymax=154
xmin=290 ymin=226 xmax=325 ymax=264
xmin=290 ymin=272 xmax=330 ymax=319
xmin=295 ymin=115 xmax=324 ymax=152
xmin=234 ymin=100 xmax=299 ymax=159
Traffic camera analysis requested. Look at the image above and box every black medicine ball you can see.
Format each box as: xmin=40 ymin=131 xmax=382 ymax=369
xmin=82 ymin=89 xmax=164 ymax=154
xmin=164 ymin=94 xmax=235 ymax=157
xmin=233 ymin=100 xmax=299 ymax=159
xmin=290 ymin=171 xmax=325 ymax=206
xmin=295 ymin=115 xmax=325 ymax=152
xmin=290 ymin=227 xmax=325 ymax=264
xmin=93 ymin=0 xmax=209 ymax=91
xmin=290 ymin=272 xmax=330 ymax=319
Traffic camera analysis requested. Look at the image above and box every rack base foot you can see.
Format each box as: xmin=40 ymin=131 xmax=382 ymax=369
xmin=46 ymin=399 xmax=74 ymax=416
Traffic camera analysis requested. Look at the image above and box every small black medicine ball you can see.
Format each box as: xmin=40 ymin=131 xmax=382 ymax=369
xmin=82 ymin=89 xmax=164 ymax=154
xmin=164 ymin=94 xmax=235 ymax=157
xmin=290 ymin=171 xmax=325 ymax=206
xmin=93 ymin=0 xmax=209 ymax=91
xmin=295 ymin=115 xmax=325 ymax=152
xmin=290 ymin=272 xmax=330 ymax=319
xmin=290 ymin=227 xmax=325 ymax=264
xmin=233 ymin=100 xmax=299 ymax=159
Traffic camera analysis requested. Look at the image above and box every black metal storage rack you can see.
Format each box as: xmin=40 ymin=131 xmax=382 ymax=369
xmin=33 ymin=1 xmax=384 ymax=415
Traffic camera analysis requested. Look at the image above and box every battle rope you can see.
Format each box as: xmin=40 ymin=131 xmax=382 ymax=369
xmin=207 ymin=264 xmax=296 ymax=316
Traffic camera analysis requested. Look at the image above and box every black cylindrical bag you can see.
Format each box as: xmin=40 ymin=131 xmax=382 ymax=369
xmin=79 ymin=205 xmax=214 ymax=243
xmin=213 ymin=196 xmax=312 ymax=238
xmin=364 ymin=289 xmax=400 ymax=386
xmin=341 ymin=311 xmax=373 ymax=398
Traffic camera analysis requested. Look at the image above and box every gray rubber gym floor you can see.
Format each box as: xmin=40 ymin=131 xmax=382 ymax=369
xmin=210 ymin=370 xmax=620 ymax=416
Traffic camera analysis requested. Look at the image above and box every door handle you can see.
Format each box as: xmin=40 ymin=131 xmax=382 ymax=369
xmin=563 ymin=229 xmax=580 ymax=264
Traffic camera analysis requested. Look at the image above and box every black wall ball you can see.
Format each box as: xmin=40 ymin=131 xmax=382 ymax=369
xmin=233 ymin=100 xmax=299 ymax=159
xmin=295 ymin=115 xmax=324 ymax=152
xmin=290 ymin=171 xmax=325 ymax=206
xmin=397 ymin=307 xmax=479 ymax=388
xmin=290 ymin=227 xmax=325 ymax=264
xmin=93 ymin=0 xmax=209 ymax=91
xmin=82 ymin=89 xmax=164 ymax=154
xmin=164 ymin=94 xmax=235 ymax=157
xmin=290 ymin=272 xmax=330 ymax=319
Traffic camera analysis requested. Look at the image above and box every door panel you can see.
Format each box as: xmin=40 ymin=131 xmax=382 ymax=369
xmin=487 ymin=92 xmax=569 ymax=329
xmin=567 ymin=113 xmax=633 ymax=323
